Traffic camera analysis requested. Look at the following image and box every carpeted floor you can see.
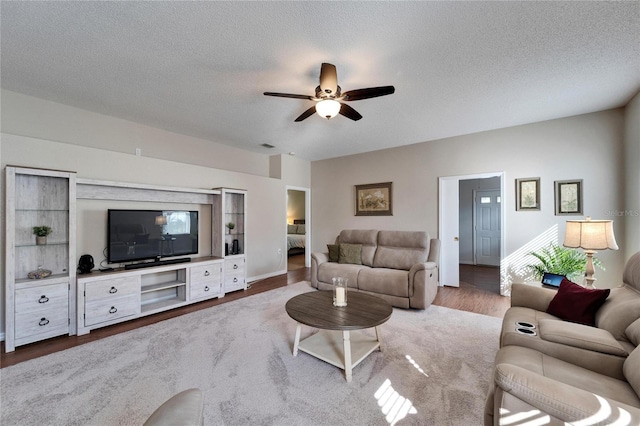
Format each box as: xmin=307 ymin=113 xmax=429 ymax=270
xmin=0 ymin=282 xmax=501 ymax=425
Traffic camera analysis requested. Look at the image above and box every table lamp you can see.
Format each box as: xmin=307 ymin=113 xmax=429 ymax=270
xmin=563 ymin=217 xmax=618 ymax=288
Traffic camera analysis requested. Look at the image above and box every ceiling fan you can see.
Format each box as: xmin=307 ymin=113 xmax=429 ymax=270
xmin=264 ymin=63 xmax=395 ymax=122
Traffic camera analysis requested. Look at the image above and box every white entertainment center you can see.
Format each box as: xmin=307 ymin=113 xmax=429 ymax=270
xmin=4 ymin=166 xmax=247 ymax=351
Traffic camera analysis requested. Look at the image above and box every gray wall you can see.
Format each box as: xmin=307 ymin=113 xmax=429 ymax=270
xmin=311 ymin=108 xmax=631 ymax=289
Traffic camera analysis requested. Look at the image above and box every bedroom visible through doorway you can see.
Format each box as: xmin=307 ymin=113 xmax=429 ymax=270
xmin=286 ymin=187 xmax=310 ymax=270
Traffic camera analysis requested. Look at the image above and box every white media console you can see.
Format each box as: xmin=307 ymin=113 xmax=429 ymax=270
xmin=77 ymin=257 xmax=223 ymax=335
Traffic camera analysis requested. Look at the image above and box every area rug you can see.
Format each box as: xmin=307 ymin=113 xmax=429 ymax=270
xmin=0 ymin=282 xmax=501 ymax=425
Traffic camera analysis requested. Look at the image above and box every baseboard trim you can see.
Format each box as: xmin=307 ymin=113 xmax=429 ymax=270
xmin=248 ymin=269 xmax=287 ymax=284
xmin=459 ymin=260 xmax=474 ymax=265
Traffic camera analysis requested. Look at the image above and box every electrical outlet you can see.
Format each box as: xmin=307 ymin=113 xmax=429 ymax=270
xmin=277 ymin=248 xmax=282 ymax=255
xmin=135 ymin=148 xmax=142 ymax=156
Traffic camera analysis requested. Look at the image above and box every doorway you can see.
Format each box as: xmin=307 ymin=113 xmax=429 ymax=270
xmin=286 ymin=186 xmax=310 ymax=270
xmin=439 ymin=172 xmax=504 ymax=293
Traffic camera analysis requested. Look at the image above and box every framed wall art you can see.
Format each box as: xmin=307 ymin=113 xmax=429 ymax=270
xmin=355 ymin=182 xmax=393 ymax=216
xmin=555 ymin=179 xmax=583 ymax=215
xmin=515 ymin=178 xmax=540 ymax=211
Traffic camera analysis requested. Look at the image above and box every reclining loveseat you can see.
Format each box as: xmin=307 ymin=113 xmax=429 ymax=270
xmin=311 ymin=229 xmax=440 ymax=309
xmin=485 ymin=251 xmax=640 ymax=425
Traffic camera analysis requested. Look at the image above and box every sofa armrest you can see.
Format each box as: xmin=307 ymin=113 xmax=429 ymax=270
xmin=538 ymin=319 xmax=628 ymax=356
xmin=510 ymin=283 xmax=556 ymax=311
xmin=310 ymin=252 xmax=328 ymax=289
xmin=408 ymin=262 xmax=438 ymax=309
xmin=495 ymin=363 xmax=640 ymax=424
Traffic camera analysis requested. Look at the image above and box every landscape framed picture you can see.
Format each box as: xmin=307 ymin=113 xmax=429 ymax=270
xmin=515 ymin=178 xmax=540 ymax=211
xmin=355 ymin=182 xmax=393 ymax=216
xmin=555 ymin=179 xmax=583 ymax=215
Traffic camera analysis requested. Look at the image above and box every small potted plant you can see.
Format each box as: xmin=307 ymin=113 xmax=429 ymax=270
xmin=32 ymin=226 xmax=52 ymax=245
xmin=526 ymin=243 xmax=603 ymax=283
xmin=226 ymin=222 xmax=235 ymax=234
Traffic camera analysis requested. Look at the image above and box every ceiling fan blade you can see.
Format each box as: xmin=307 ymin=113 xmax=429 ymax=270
xmin=339 ymin=103 xmax=363 ymax=121
xmin=294 ymin=106 xmax=317 ymax=122
xmin=341 ymin=86 xmax=395 ymax=101
xmin=319 ymin=63 xmax=338 ymax=96
xmin=264 ymin=92 xmax=314 ymax=100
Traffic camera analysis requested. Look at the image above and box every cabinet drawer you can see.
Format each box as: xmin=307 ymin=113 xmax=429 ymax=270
xmin=15 ymin=282 xmax=68 ymax=314
xmin=15 ymin=307 xmax=69 ymax=340
xmin=190 ymin=264 xmax=222 ymax=284
xmin=224 ymin=272 xmax=246 ymax=292
xmin=225 ymin=259 xmax=245 ymax=274
xmin=190 ymin=280 xmax=222 ymax=300
xmin=85 ymin=276 xmax=139 ymax=302
xmin=85 ymin=295 xmax=139 ymax=327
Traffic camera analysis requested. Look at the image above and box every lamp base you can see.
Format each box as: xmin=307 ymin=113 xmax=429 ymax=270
xmin=584 ymin=250 xmax=597 ymax=289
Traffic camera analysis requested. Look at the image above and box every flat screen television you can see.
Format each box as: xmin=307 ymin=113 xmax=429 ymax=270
xmin=108 ymin=209 xmax=199 ymax=264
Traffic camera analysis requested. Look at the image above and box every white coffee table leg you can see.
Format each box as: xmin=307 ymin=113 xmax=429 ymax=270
xmin=375 ymin=326 xmax=383 ymax=351
xmin=293 ymin=323 xmax=302 ymax=356
xmin=343 ymin=330 xmax=352 ymax=382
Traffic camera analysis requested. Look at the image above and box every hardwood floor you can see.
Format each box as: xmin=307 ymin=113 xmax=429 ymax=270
xmin=0 ymin=265 xmax=509 ymax=368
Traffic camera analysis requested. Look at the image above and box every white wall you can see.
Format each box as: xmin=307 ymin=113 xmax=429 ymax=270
xmin=311 ymin=109 xmax=627 ymax=288
xmin=1 ymin=90 xmax=271 ymax=177
xmin=623 ymin=91 xmax=640 ymax=260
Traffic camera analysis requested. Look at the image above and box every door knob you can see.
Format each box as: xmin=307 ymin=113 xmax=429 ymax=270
xmin=454 ymin=237 xmax=459 ymax=241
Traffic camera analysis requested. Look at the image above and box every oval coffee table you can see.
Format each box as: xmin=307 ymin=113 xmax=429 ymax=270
xmin=285 ymin=290 xmax=393 ymax=382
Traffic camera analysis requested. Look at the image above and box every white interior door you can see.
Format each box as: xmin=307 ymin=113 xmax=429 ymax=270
xmin=474 ymin=190 xmax=501 ymax=266
xmin=439 ymin=177 xmax=460 ymax=287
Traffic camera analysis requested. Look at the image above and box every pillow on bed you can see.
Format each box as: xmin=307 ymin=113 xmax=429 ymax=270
xmin=287 ymin=224 xmax=297 ymax=234
xmin=296 ymin=224 xmax=306 ymax=234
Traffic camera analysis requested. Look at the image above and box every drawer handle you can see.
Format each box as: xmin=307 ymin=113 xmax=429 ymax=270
xmin=204 ymin=286 xmax=210 ymax=292
xmin=39 ymin=318 xmax=50 ymax=326
xmin=233 ymin=264 xmax=238 ymax=269
xmin=109 ymin=286 xmax=118 ymax=294
xmin=233 ymin=277 xmax=238 ymax=283
xmin=38 ymin=295 xmax=49 ymax=304
xmin=204 ymin=271 xmax=210 ymax=276
xmin=109 ymin=306 xmax=118 ymax=314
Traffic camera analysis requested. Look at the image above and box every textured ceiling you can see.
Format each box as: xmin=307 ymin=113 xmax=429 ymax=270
xmin=2 ymin=1 xmax=639 ymax=161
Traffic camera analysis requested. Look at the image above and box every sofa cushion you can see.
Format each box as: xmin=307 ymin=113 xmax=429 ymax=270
xmin=358 ymin=268 xmax=410 ymax=298
xmin=624 ymin=347 xmax=640 ymax=398
xmin=546 ymin=279 xmax=610 ymax=326
xmin=327 ymin=244 xmax=340 ymax=262
xmin=596 ymin=285 xmax=640 ymax=341
xmin=317 ymin=262 xmax=364 ymax=288
xmin=627 ymin=318 xmax=640 ymax=346
xmin=373 ymin=231 xmax=429 ymax=270
xmin=338 ymin=243 xmax=362 ymax=265
xmin=338 ymin=230 xmax=378 ymax=266
xmin=623 ymin=251 xmax=640 ymax=292
xmin=538 ymin=319 xmax=627 ymax=356
xmin=495 ymin=345 xmax=640 ymax=409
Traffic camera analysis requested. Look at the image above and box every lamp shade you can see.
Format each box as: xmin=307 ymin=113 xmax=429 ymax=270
xmin=315 ymin=99 xmax=341 ymax=119
xmin=155 ymin=215 xmax=167 ymax=226
xmin=563 ymin=217 xmax=618 ymax=250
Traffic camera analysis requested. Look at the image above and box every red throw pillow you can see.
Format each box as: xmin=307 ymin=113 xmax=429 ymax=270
xmin=546 ymin=278 xmax=610 ymax=326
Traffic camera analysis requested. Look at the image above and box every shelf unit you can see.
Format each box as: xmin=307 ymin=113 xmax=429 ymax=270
xmin=77 ymin=257 xmax=222 ymax=335
xmin=4 ymin=166 xmax=77 ymax=352
xmin=213 ymin=188 xmax=247 ymax=293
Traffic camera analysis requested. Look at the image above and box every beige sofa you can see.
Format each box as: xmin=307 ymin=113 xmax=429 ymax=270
xmin=311 ymin=229 xmax=440 ymax=309
xmin=485 ymin=251 xmax=640 ymax=425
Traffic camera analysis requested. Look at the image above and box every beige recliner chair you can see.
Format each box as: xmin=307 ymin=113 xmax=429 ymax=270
xmin=144 ymin=388 xmax=204 ymax=426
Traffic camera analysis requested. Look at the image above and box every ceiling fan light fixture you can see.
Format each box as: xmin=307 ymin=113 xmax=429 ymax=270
xmin=315 ymin=99 xmax=341 ymax=119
